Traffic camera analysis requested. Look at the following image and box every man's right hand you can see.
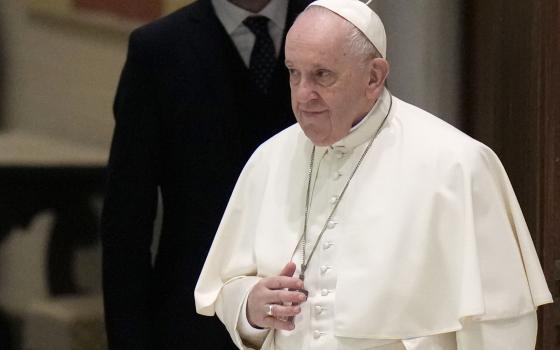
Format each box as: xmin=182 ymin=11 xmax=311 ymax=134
xmin=246 ymin=262 xmax=308 ymax=330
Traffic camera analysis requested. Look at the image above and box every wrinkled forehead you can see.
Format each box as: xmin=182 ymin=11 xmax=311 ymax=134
xmin=285 ymin=17 xmax=356 ymax=71
xmin=286 ymin=7 xmax=351 ymax=48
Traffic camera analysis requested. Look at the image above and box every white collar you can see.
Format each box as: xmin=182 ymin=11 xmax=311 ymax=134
xmin=319 ymin=88 xmax=392 ymax=154
xmin=212 ymin=0 xmax=288 ymax=34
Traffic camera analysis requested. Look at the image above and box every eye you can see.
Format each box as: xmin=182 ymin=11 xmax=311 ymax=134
xmin=317 ymin=69 xmax=330 ymax=78
xmin=315 ymin=69 xmax=335 ymax=86
xmin=287 ymin=68 xmax=301 ymax=83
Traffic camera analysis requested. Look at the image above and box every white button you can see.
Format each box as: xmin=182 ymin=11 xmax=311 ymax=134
xmin=323 ymin=241 xmax=334 ymax=250
xmin=320 ymin=265 xmax=330 ymax=273
xmin=329 ymin=195 xmax=339 ymax=204
xmin=313 ymin=330 xmax=323 ymax=339
xmin=327 ymin=220 xmax=337 ymax=229
xmin=321 ymin=289 xmax=329 ymax=296
xmin=333 ymin=171 xmax=343 ymax=180
xmin=314 ymin=305 xmax=323 ymax=314
xmin=335 ymin=152 xmax=344 ymax=159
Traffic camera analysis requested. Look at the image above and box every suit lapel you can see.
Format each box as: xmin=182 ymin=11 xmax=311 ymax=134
xmin=184 ymin=0 xmax=248 ymax=111
xmin=185 ymin=0 xmax=307 ymax=95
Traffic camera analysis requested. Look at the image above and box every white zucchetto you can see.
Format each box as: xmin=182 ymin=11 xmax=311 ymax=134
xmin=308 ymin=0 xmax=387 ymax=57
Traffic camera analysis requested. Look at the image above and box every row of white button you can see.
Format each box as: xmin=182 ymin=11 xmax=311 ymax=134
xmin=326 ymin=220 xmax=337 ymax=229
xmin=313 ymin=153 xmax=342 ymax=344
xmin=314 ymin=305 xmax=327 ymax=315
xmin=313 ymin=330 xmax=326 ymax=339
xmin=333 ymin=171 xmax=343 ymax=180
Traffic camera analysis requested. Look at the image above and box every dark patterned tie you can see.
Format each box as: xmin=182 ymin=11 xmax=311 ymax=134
xmin=243 ymin=16 xmax=276 ymax=94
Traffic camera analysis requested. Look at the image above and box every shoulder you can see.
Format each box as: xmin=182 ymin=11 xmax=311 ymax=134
xmin=252 ymin=124 xmax=303 ymax=158
xmin=390 ymin=96 xmax=497 ymax=172
xmin=396 ymin=97 xmax=482 ymax=148
xmin=232 ymin=124 xmax=304 ymax=194
xmin=240 ymin=124 xmax=304 ymax=175
xmin=127 ymin=0 xmax=210 ymax=52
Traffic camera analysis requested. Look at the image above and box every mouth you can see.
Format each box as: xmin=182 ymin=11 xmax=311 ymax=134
xmin=300 ymin=110 xmax=327 ymax=117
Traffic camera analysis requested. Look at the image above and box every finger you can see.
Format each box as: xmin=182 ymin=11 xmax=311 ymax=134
xmin=271 ymin=289 xmax=307 ymax=305
xmin=279 ymin=262 xmax=297 ymax=277
xmin=263 ymin=276 xmax=303 ymax=290
xmin=268 ymin=304 xmax=302 ymax=318
xmin=263 ymin=315 xmax=295 ymax=331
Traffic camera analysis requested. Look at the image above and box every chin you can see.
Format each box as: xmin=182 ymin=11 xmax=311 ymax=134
xmin=304 ymin=130 xmax=330 ymax=146
xmin=298 ymin=122 xmax=332 ymax=145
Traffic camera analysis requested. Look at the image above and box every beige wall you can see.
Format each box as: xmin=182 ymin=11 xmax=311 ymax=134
xmin=375 ymin=0 xmax=464 ymax=128
xmin=0 ymin=0 xmax=131 ymax=315
xmin=0 ymin=0 xmax=129 ymax=149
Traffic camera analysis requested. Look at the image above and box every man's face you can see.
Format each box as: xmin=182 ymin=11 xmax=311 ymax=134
xmin=285 ymin=10 xmax=373 ymax=146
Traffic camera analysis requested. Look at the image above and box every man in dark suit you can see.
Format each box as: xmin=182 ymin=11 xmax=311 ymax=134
xmin=100 ymin=0 xmax=308 ymax=349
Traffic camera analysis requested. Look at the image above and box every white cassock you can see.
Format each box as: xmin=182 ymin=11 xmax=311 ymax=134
xmin=195 ymin=88 xmax=552 ymax=349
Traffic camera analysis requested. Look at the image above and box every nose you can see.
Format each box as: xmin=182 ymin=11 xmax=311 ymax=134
xmin=293 ymin=77 xmax=318 ymax=104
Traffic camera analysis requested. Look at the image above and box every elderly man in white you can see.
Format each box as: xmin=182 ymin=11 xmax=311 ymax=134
xmin=195 ymin=0 xmax=552 ymax=349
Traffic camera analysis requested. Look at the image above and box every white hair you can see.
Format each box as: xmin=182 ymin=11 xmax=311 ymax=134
xmin=347 ymin=25 xmax=382 ymax=60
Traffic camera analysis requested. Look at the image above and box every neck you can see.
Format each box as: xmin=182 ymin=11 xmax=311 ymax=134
xmin=352 ymin=114 xmax=366 ymax=127
xmin=352 ymin=98 xmax=377 ymax=126
xmin=227 ymin=0 xmax=271 ymax=13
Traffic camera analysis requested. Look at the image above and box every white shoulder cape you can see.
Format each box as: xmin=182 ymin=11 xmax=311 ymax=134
xmin=195 ymin=96 xmax=552 ymax=339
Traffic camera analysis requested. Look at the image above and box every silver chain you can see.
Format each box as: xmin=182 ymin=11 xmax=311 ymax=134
xmin=291 ymin=95 xmax=393 ymax=279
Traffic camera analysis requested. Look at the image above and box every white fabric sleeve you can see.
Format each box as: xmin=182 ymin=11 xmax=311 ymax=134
xmin=456 ymin=311 xmax=538 ymax=349
xmin=214 ymin=276 xmax=269 ymax=350
xmin=236 ymin=290 xmax=270 ymax=348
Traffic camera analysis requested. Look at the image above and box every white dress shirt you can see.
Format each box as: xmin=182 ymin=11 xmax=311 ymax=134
xmin=211 ymin=0 xmax=288 ymax=67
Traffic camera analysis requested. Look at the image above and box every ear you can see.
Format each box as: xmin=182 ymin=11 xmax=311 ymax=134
xmin=365 ymin=58 xmax=390 ymax=99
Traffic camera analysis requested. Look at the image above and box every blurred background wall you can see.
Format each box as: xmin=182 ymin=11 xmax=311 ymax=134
xmin=0 ymin=11 xmax=5 ymax=129
xmin=0 ymin=1 xmax=129 ymax=348
xmin=0 ymin=1 xmax=464 ymax=349
xmin=375 ymin=0 xmax=464 ymax=128
xmin=1 ymin=0 xmax=557 ymax=349
xmin=0 ymin=0 xmax=124 ymax=148
xmin=0 ymin=0 xmax=560 ymax=350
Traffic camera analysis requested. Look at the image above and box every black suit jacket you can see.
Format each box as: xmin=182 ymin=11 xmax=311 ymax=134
xmin=101 ymin=1 xmax=308 ymax=349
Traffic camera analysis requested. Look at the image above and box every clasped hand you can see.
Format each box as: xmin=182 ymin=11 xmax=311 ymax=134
xmin=246 ymin=262 xmax=308 ymax=331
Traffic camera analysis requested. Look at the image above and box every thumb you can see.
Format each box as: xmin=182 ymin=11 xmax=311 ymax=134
xmin=279 ymin=261 xmax=297 ymax=277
